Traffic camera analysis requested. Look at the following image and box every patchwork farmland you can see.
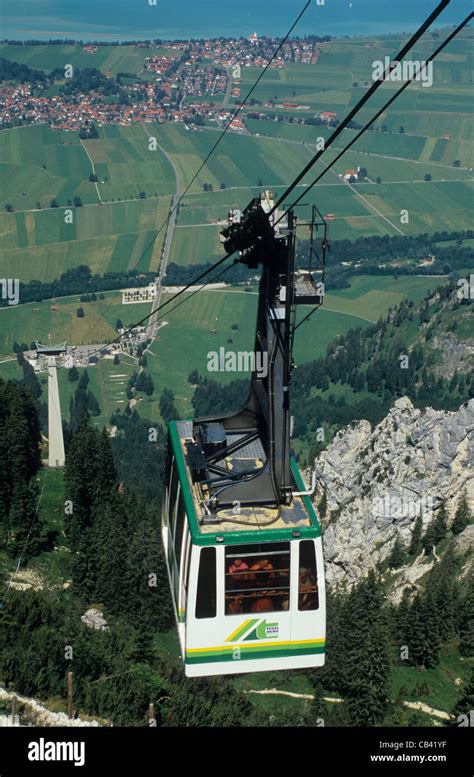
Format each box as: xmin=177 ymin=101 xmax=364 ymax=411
xmin=0 ymin=28 xmax=472 ymax=425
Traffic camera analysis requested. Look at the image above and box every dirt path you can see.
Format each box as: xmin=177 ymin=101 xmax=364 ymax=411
xmin=245 ymin=688 xmax=453 ymax=721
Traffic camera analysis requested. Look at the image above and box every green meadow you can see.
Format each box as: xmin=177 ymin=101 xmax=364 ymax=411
xmin=0 ymin=124 xmax=98 ymax=211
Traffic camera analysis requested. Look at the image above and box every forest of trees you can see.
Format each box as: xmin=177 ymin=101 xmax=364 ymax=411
xmin=0 ymin=387 xmax=260 ymax=726
xmin=1 ymin=526 xmax=471 ymax=726
xmin=0 ymin=378 xmax=54 ymax=562
xmin=126 ymin=370 xmax=155 ymax=398
xmin=56 ymin=67 xmax=124 ymax=97
xmin=63 ymin=411 xmax=171 ymax=630
xmin=68 ymin=369 xmax=101 ymax=430
xmin=0 ymin=265 xmax=158 ymax=309
xmin=0 ymin=57 xmax=47 ymax=83
xmin=295 ymin=229 xmax=474 ymax=286
xmin=316 ymin=550 xmax=473 ymax=727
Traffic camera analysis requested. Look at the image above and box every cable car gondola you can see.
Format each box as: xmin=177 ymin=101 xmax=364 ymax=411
xmin=162 ymin=193 xmax=328 ymax=677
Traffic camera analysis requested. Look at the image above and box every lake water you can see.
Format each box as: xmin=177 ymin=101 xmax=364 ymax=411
xmin=1 ymin=0 xmax=472 ymax=41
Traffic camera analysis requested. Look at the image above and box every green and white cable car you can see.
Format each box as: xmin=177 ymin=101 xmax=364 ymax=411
xmin=162 ymin=194 xmax=327 ymax=677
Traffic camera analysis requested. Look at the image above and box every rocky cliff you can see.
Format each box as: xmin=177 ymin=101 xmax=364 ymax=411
xmin=315 ymin=397 xmax=474 ymax=592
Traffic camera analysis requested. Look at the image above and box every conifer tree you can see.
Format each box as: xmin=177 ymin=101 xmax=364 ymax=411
xmin=313 ymin=587 xmax=345 ymax=693
xmin=306 ymin=679 xmax=327 ymax=727
xmin=64 ymin=410 xmax=101 ymax=549
xmin=395 ymin=588 xmax=412 ymax=642
xmin=404 ymin=592 xmax=422 ymax=664
xmin=458 ymin=573 xmax=474 ymax=658
xmin=420 ymin=589 xmax=441 ymax=668
xmin=71 ymin=529 xmax=97 ymax=601
xmin=7 ymin=482 xmax=44 ymax=561
xmin=90 ymin=496 xmax=129 ymax=613
xmin=388 ymin=535 xmax=405 ymax=569
xmin=124 ymin=622 xmax=156 ymax=665
xmin=405 ymin=585 xmax=442 ymax=669
xmin=0 ymin=379 xmax=43 ymax=558
xmin=21 ymin=362 xmax=42 ymax=399
xmin=422 ymin=521 xmax=437 ymax=555
xmin=95 ymin=429 xmax=117 ymax=497
xmin=432 ymin=502 xmax=448 ymax=544
xmin=124 ymin=518 xmax=173 ymax=632
xmin=409 ymin=515 xmax=423 ymax=556
xmin=429 ymin=544 xmax=459 ymax=640
xmin=452 ymin=492 xmax=470 ymax=535
xmin=404 ymin=594 xmax=438 ymax=668
xmin=340 ymin=571 xmax=391 ymax=725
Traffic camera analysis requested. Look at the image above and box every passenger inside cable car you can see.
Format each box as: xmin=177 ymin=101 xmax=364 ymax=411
xmin=225 ymin=543 xmax=291 ymax=615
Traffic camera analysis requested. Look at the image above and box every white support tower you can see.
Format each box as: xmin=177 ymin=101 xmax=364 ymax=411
xmin=35 ymin=343 xmax=66 ymax=468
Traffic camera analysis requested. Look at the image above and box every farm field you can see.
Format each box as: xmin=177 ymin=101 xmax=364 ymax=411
xmin=2 ymin=117 xmax=473 ymax=277
xmin=1 ymin=24 xmax=472 ymax=286
xmin=145 ymin=123 xmax=318 ymax=193
xmin=238 ymin=30 xmax=473 ymax=140
xmin=0 ymin=196 xmax=171 ymax=280
xmin=85 ymin=123 xmax=177 ymax=201
xmin=143 ymin=120 xmax=472 ymax=254
xmin=0 ymin=124 xmax=99 ymax=211
xmin=0 ymin=122 xmax=177 ymax=211
xmin=170 ymin=177 xmax=474 ymax=263
xmin=0 ymin=42 xmax=179 ymax=77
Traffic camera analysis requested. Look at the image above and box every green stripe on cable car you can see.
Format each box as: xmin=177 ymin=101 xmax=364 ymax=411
xmin=186 ymin=639 xmax=326 ymax=663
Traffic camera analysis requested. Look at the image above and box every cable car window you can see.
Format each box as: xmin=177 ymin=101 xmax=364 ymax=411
xmin=184 ymin=532 xmax=192 ymax=593
xmin=162 ymin=451 xmax=173 ymax=528
xmin=225 ymin=542 xmax=290 ymax=615
xmin=298 ymin=540 xmax=319 ymax=611
xmin=196 ymin=547 xmax=216 ymax=619
xmin=169 ymin=464 xmax=179 ymax=533
xmin=174 ymin=493 xmax=186 ymax=569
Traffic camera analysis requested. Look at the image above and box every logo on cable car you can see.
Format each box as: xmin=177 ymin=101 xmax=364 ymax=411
xmin=226 ymin=618 xmax=279 ymax=643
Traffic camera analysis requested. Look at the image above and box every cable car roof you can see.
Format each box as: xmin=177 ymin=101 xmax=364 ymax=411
xmin=170 ymin=420 xmax=321 ymax=546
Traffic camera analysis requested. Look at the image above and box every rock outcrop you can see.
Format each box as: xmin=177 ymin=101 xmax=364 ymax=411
xmin=315 ymin=397 xmax=474 ymax=586
xmin=81 ymin=608 xmax=109 ymax=631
